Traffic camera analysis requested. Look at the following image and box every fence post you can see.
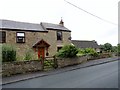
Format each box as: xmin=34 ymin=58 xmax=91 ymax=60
xmin=42 ymin=58 xmax=45 ymax=70
xmin=53 ymin=56 xmax=58 ymax=69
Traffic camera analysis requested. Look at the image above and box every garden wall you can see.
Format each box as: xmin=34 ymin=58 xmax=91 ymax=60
xmin=57 ymin=53 xmax=111 ymax=68
xmin=57 ymin=56 xmax=87 ymax=68
xmin=2 ymin=53 xmax=111 ymax=77
xmin=2 ymin=60 xmax=42 ymax=77
xmin=2 ymin=56 xmax=88 ymax=77
xmin=87 ymin=53 xmax=111 ymax=60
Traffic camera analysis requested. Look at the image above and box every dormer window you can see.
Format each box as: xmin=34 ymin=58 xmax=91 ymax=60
xmin=16 ymin=32 xmax=25 ymax=43
xmin=57 ymin=31 xmax=62 ymax=41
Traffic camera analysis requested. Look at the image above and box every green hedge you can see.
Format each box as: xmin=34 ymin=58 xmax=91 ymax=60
xmin=2 ymin=44 xmax=16 ymax=62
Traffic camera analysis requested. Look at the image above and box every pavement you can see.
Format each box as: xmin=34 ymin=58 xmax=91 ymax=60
xmin=2 ymin=56 xmax=119 ymax=85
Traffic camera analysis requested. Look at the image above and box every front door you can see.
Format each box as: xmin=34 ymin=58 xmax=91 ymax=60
xmin=38 ymin=47 xmax=45 ymax=59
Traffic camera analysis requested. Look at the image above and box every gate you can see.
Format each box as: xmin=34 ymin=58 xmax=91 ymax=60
xmin=41 ymin=56 xmax=58 ymax=71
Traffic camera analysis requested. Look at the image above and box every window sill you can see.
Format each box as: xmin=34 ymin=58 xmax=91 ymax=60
xmin=57 ymin=40 xmax=63 ymax=42
xmin=16 ymin=42 xmax=25 ymax=43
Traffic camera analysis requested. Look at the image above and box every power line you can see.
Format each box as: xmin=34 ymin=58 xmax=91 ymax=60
xmin=64 ymin=0 xmax=117 ymax=26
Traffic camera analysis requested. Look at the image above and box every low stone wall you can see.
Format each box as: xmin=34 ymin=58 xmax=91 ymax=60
xmin=57 ymin=53 xmax=111 ymax=68
xmin=2 ymin=53 xmax=112 ymax=77
xmin=2 ymin=60 xmax=42 ymax=77
xmin=57 ymin=56 xmax=87 ymax=68
xmin=87 ymin=53 xmax=111 ymax=61
xmin=100 ymin=53 xmax=111 ymax=58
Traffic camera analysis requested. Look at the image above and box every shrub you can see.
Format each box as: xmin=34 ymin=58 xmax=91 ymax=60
xmin=84 ymin=48 xmax=98 ymax=57
xmin=24 ymin=48 xmax=33 ymax=60
xmin=77 ymin=48 xmax=85 ymax=56
xmin=77 ymin=48 xmax=98 ymax=57
xmin=56 ymin=45 xmax=78 ymax=58
xmin=2 ymin=44 xmax=16 ymax=62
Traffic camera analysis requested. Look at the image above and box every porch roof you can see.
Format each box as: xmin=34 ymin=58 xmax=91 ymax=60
xmin=33 ymin=39 xmax=50 ymax=48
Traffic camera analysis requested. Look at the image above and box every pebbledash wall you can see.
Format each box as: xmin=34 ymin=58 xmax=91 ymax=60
xmin=2 ymin=29 xmax=71 ymax=60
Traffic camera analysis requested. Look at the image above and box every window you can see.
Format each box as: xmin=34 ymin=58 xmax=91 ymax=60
xmin=16 ymin=32 xmax=25 ymax=43
xmin=57 ymin=47 xmax=62 ymax=52
xmin=57 ymin=31 xmax=62 ymax=41
xmin=0 ymin=31 xmax=6 ymax=43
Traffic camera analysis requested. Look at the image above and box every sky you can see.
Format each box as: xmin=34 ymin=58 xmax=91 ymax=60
xmin=0 ymin=0 xmax=119 ymax=46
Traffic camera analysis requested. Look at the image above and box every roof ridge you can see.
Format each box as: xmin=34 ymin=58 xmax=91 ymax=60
xmin=1 ymin=19 xmax=40 ymax=25
xmin=41 ymin=22 xmax=62 ymax=26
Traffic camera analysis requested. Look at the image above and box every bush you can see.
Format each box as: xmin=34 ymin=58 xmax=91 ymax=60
xmin=24 ymin=48 xmax=33 ymax=60
xmin=77 ymin=48 xmax=98 ymax=57
xmin=2 ymin=44 xmax=16 ymax=62
xmin=77 ymin=48 xmax=85 ymax=56
xmin=44 ymin=60 xmax=54 ymax=67
xmin=56 ymin=45 xmax=78 ymax=58
xmin=84 ymin=48 xmax=98 ymax=57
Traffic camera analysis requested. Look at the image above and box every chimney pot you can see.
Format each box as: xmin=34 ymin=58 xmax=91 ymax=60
xmin=59 ymin=18 xmax=64 ymax=26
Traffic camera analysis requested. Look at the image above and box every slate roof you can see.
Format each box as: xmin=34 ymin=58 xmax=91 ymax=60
xmin=0 ymin=19 xmax=71 ymax=32
xmin=41 ymin=22 xmax=71 ymax=32
xmin=72 ymin=40 xmax=100 ymax=49
xmin=0 ymin=19 xmax=47 ymax=32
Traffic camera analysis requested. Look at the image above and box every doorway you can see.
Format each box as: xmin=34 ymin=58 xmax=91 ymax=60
xmin=38 ymin=47 xmax=45 ymax=59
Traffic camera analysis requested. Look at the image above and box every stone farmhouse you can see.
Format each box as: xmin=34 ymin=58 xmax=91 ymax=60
xmin=0 ymin=19 xmax=71 ymax=59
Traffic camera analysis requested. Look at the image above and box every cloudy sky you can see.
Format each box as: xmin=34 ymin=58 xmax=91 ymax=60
xmin=1 ymin=0 xmax=119 ymax=46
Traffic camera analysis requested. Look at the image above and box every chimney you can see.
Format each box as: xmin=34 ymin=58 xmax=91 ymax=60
xmin=59 ymin=18 xmax=64 ymax=26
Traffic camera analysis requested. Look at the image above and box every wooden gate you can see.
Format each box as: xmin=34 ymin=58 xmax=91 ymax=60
xmin=41 ymin=56 xmax=58 ymax=71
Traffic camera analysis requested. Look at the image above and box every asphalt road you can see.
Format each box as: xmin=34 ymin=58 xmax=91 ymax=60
xmin=2 ymin=60 xmax=118 ymax=88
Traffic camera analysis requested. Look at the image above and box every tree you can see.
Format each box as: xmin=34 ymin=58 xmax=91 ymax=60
xmin=101 ymin=43 xmax=113 ymax=52
xmin=118 ymin=44 xmax=120 ymax=56
xmin=112 ymin=46 xmax=117 ymax=52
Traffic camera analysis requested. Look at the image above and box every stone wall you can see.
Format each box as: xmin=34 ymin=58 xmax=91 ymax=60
xmin=57 ymin=56 xmax=87 ymax=68
xmin=87 ymin=53 xmax=111 ymax=61
xmin=57 ymin=53 xmax=111 ymax=68
xmin=2 ymin=56 xmax=87 ymax=77
xmin=2 ymin=60 xmax=42 ymax=77
xmin=2 ymin=54 xmax=111 ymax=77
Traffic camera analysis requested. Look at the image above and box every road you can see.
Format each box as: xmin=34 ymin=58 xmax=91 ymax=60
xmin=2 ymin=60 xmax=118 ymax=88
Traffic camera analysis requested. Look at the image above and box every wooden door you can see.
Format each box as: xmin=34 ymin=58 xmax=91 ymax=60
xmin=38 ymin=47 xmax=45 ymax=59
